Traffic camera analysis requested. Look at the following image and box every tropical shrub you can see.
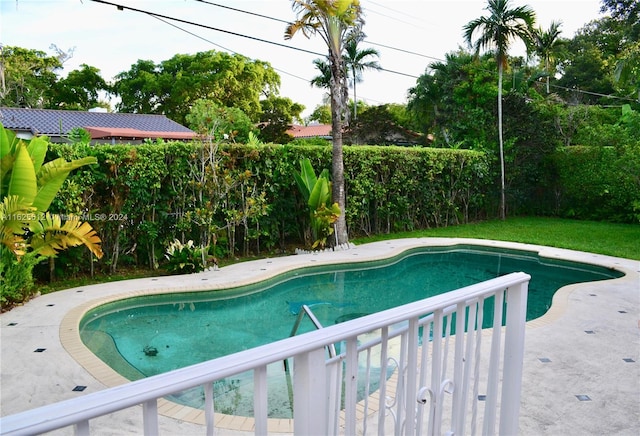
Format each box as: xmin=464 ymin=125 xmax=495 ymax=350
xmin=293 ymin=158 xmax=341 ymax=248
xmin=164 ymin=239 xmax=207 ymax=274
xmin=0 ymin=124 xmax=103 ymax=308
xmin=551 ymin=104 xmax=640 ymax=223
xmin=0 ymin=247 xmax=40 ymax=308
xmin=553 ymin=145 xmax=640 ymax=222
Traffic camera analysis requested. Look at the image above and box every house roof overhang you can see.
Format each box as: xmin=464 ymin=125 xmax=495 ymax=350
xmin=85 ymin=127 xmax=196 ymax=140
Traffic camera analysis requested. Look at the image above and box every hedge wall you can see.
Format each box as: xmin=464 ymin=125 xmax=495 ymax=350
xmin=46 ymin=142 xmax=490 ymax=274
xmin=552 ymin=145 xmax=640 ymax=223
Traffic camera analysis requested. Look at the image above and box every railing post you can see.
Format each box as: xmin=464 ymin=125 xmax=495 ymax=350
xmin=403 ymin=317 xmax=420 ymax=435
xmin=294 ymin=348 xmax=328 ymax=435
xmin=254 ymin=365 xmax=268 ymax=435
xmin=499 ymin=281 xmax=529 ymax=435
xmin=74 ymin=420 xmax=90 ymax=436
xmin=142 ymin=399 xmax=158 ymax=436
xmin=344 ymin=337 xmax=359 ymax=436
xmin=204 ymin=382 xmax=215 ymax=436
xmin=483 ymin=290 xmax=505 ymax=436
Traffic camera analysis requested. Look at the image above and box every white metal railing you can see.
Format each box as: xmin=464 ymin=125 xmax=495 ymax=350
xmin=0 ymin=272 xmax=530 ymax=436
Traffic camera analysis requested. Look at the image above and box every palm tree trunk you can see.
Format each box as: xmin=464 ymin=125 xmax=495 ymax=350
xmin=353 ymin=75 xmax=357 ymax=120
xmin=498 ymin=62 xmax=506 ymax=220
xmin=330 ymin=58 xmax=349 ymax=246
xmin=331 ymin=93 xmax=348 ymax=246
xmin=545 ymin=57 xmax=550 ymax=94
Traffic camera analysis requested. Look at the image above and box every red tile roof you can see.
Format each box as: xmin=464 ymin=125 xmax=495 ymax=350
xmin=286 ymin=124 xmax=332 ymax=138
xmin=85 ymin=127 xmax=195 ymax=140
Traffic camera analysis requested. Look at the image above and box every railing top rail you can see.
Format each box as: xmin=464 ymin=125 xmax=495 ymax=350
xmin=0 ymin=272 xmax=530 ymax=436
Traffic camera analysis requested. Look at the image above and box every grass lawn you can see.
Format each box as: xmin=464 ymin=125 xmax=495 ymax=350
xmin=42 ymin=217 xmax=639 ymax=293
xmin=353 ymin=217 xmax=640 ymax=261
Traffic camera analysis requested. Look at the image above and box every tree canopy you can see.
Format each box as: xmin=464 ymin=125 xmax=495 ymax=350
xmin=50 ymin=64 xmax=110 ymax=110
xmin=0 ymin=46 xmax=61 ymax=108
xmin=258 ymin=96 xmax=305 ymax=144
xmin=113 ymin=51 xmax=280 ymax=125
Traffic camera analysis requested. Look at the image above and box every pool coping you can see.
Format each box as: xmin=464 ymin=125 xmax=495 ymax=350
xmin=55 ymin=238 xmax=637 ymax=432
xmin=2 ymin=237 xmax=638 ymax=434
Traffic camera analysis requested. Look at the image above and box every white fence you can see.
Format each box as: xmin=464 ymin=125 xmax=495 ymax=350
xmin=0 ymin=272 xmax=530 ymax=436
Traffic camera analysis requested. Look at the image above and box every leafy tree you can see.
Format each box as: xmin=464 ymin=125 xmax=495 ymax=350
xmin=408 ymin=50 xmax=498 ymax=147
xmin=531 ymin=21 xmax=565 ymax=94
xmin=463 ymin=0 xmax=536 ymax=219
xmin=186 ymin=99 xmax=256 ymax=143
xmin=111 ymin=59 xmax=160 ymax=114
xmin=343 ymin=33 xmax=380 ymax=119
xmin=600 ymin=0 xmax=640 ymax=40
xmin=0 ymin=46 xmax=61 ymax=108
xmin=613 ymin=41 xmax=640 ymax=102
xmin=114 ymin=51 xmax=281 ymax=124
xmin=308 ymin=103 xmax=332 ymax=124
xmin=555 ymin=18 xmax=620 ymax=103
xmin=344 ymin=104 xmax=421 ymax=145
xmin=258 ymin=96 xmax=305 ymax=143
xmin=599 ymin=0 xmax=640 ymax=102
xmin=286 ymin=0 xmax=364 ymax=246
xmin=49 ymin=64 xmax=110 ymax=110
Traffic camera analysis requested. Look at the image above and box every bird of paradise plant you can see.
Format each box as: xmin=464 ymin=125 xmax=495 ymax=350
xmin=0 ymin=123 xmax=102 ymax=307
xmin=293 ymin=158 xmax=341 ymax=249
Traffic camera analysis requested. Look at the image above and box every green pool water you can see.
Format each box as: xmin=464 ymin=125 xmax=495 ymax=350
xmin=80 ymin=245 xmax=623 ymax=418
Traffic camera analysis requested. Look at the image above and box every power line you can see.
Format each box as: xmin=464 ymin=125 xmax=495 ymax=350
xmin=365 ymin=41 xmax=445 ymax=64
xmin=364 ymin=0 xmax=426 ymax=30
xmin=549 ymin=83 xmax=638 ymax=102
xmin=87 ymin=0 xmax=325 ymax=57
xmin=149 ymin=14 xmax=311 ymax=83
xmin=193 ymin=0 xmax=290 ymax=25
xmin=89 ymin=1 xmax=628 ymax=106
xmin=88 ymin=0 xmax=420 ymax=79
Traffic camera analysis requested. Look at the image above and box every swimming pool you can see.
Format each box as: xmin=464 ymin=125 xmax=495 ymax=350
xmin=79 ymin=244 xmax=623 ymax=418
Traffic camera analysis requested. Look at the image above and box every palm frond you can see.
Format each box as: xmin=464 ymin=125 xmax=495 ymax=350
xmin=29 ymin=213 xmax=103 ymax=259
xmin=0 ymin=195 xmax=34 ymax=256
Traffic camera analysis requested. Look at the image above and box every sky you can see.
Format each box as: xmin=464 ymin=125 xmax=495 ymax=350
xmin=1 ymin=0 xmax=605 ymax=119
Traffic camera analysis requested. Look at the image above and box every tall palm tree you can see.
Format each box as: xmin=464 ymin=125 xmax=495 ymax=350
xmin=463 ymin=0 xmax=535 ymax=220
xmin=343 ymin=35 xmax=380 ymax=120
xmin=286 ymin=0 xmax=364 ymax=246
xmin=532 ymin=20 xmax=564 ymax=94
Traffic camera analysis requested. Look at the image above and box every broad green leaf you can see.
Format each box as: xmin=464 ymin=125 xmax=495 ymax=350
xmin=0 ymin=123 xmax=18 ymax=160
xmin=26 ymin=136 xmax=49 ymax=174
xmin=293 ymin=158 xmax=318 ymax=202
xmin=308 ymin=176 xmax=330 ymax=210
xmin=33 ymin=156 xmax=97 ymax=211
xmin=8 ymin=145 xmax=37 ymax=205
xmin=0 ymin=154 xmax=16 ymax=197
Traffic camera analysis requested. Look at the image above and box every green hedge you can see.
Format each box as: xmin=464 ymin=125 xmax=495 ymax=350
xmin=552 ymin=145 xmax=640 ymax=222
xmin=46 ymin=142 xmax=490 ymax=274
xmin=40 ymin=140 xmax=640 ymax=279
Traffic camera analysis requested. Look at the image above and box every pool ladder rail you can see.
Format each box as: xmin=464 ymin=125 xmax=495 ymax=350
xmin=284 ymin=304 xmax=336 ymax=371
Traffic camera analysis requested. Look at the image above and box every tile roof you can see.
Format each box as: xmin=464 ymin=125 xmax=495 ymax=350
xmin=286 ymin=124 xmax=332 ymax=138
xmin=0 ymin=107 xmax=195 ymax=139
xmin=85 ymin=127 xmax=195 ymax=140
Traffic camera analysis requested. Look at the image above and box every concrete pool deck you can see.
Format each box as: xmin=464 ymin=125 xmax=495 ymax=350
xmin=1 ymin=238 xmax=638 ymax=435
